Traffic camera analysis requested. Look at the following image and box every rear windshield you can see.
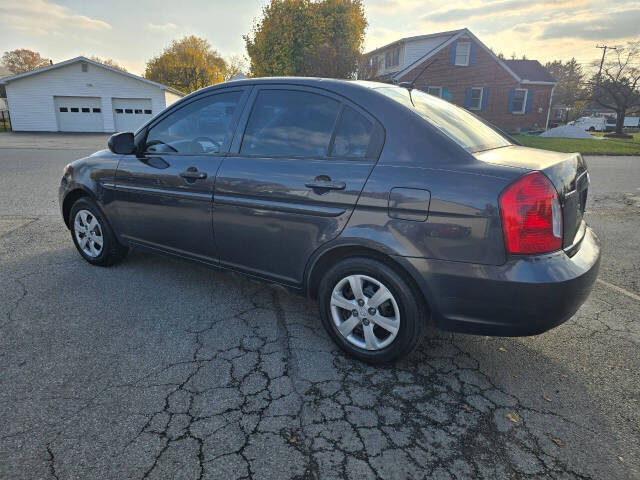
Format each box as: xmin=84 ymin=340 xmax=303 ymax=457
xmin=375 ymin=86 xmax=511 ymax=153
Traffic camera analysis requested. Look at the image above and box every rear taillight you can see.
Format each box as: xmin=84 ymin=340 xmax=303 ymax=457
xmin=499 ymin=172 xmax=562 ymax=254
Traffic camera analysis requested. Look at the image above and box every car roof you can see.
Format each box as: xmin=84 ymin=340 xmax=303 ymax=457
xmin=197 ymin=77 xmax=391 ymax=97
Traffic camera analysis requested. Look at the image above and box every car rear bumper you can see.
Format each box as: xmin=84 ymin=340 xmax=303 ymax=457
xmin=398 ymin=226 xmax=600 ymax=336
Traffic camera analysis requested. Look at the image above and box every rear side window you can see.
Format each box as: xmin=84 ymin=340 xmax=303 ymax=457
xmin=330 ymin=107 xmax=374 ymax=158
xmin=145 ymin=91 xmax=242 ymax=154
xmin=241 ymin=90 xmax=340 ymax=157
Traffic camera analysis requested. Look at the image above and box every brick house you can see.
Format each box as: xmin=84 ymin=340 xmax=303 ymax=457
xmin=365 ymin=28 xmax=556 ymax=132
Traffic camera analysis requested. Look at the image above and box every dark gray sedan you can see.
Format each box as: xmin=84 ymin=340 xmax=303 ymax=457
xmin=59 ymin=78 xmax=600 ymax=363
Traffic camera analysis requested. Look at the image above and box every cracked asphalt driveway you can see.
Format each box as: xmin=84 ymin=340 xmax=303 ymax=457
xmin=1 ymin=134 xmax=639 ymax=479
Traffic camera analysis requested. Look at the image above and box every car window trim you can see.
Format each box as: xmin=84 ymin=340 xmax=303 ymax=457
xmin=230 ymin=85 xmax=381 ymax=162
xmin=138 ymin=87 xmax=251 ymax=157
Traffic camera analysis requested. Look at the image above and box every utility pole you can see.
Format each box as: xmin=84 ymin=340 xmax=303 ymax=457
xmin=596 ymin=45 xmax=616 ymax=77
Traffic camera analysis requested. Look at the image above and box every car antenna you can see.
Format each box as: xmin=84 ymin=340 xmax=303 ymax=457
xmin=397 ymin=58 xmax=438 ymax=91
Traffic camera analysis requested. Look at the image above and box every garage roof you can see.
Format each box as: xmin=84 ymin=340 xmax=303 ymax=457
xmin=0 ymin=56 xmax=184 ymax=96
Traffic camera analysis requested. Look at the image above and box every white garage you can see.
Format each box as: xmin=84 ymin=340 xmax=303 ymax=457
xmin=0 ymin=56 xmax=183 ymax=133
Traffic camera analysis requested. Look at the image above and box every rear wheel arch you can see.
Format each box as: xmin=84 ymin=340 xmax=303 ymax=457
xmin=305 ymin=244 xmax=431 ymax=319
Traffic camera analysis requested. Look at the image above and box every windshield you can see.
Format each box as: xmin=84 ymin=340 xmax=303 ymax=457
xmin=375 ymin=86 xmax=511 ymax=153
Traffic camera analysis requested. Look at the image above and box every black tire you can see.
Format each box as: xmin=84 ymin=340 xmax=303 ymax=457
xmin=69 ymin=197 xmax=128 ymax=266
xmin=588 ymin=126 xmax=595 ymax=132
xmin=318 ymin=257 xmax=426 ymax=364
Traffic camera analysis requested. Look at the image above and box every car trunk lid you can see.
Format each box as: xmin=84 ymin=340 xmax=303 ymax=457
xmin=474 ymin=145 xmax=588 ymax=249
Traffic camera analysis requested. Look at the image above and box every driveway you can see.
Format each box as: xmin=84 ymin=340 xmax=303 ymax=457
xmin=1 ymin=132 xmax=639 ymax=479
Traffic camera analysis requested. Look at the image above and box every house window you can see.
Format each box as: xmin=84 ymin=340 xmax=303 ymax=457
xmin=92 ymin=108 xmax=101 ymax=113
xmin=512 ymin=89 xmax=527 ymax=114
xmin=426 ymin=86 xmax=442 ymax=98
xmin=124 ymin=109 xmax=133 ymax=114
xmin=385 ymin=47 xmax=400 ymax=68
xmin=81 ymin=107 xmax=90 ymax=113
xmin=81 ymin=63 xmax=88 ymax=72
xmin=455 ymin=42 xmax=471 ymax=66
xmin=469 ymin=88 xmax=483 ymax=110
xmin=70 ymin=107 xmax=79 ymax=112
xmin=115 ymin=108 xmax=123 ymax=114
xmin=59 ymin=107 xmax=68 ymax=112
xmin=134 ymin=109 xmax=142 ymax=114
xmin=144 ymin=109 xmax=152 ymax=114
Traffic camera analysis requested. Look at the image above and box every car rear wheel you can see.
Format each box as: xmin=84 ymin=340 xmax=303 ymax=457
xmin=318 ymin=257 xmax=425 ymax=363
xmin=69 ymin=197 xmax=128 ymax=266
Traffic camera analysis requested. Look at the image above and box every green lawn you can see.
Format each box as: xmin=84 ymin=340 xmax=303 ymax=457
xmin=513 ymin=132 xmax=640 ymax=155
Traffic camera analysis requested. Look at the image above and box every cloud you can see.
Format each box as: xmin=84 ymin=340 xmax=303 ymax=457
xmin=539 ymin=8 xmax=640 ymax=40
xmin=0 ymin=0 xmax=111 ymax=35
xmin=146 ymin=22 xmax=180 ymax=32
xmin=425 ymin=0 xmax=586 ymax=23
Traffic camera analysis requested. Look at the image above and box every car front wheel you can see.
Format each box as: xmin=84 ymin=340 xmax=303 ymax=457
xmin=318 ymin=257 xmax=425 ymax=363
xmin=69 ymin=197 xmax=128 ymax=266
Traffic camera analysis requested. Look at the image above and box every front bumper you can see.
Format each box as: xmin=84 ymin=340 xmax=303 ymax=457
xmin=400 ymin=226 xmax=600 ymax=336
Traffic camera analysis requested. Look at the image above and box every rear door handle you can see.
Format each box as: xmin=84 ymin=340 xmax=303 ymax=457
xmin=305 ymin=180 xmax=346 ymax=190
xmin=180 ymin=168 xmax=207 ymax=180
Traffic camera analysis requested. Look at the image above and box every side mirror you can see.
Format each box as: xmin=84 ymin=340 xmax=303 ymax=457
xmin=108 ymin=132 xmax=135 ymax=154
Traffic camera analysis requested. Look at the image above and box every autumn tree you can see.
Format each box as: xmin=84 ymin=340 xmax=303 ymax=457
xmin=1 ymin=49 xmax=51 ymax=74
xmin=545 ymin=58 xmax=587 ymax=121
xmin=222 ymin=55 xmax=249 ymax=81
xmin=244 ymin=0 xmax=367 ymax=78
xmin=89 ymin=56 xmax=127 ymax=72
xmin=589 ymin=42 xmax=640 ymax=136
xmin=144 ymin=36 xmax=226 ymax=93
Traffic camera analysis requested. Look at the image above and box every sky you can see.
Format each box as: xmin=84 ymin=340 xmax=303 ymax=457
xmin=1 ymin=0 xmax=639 ymax=75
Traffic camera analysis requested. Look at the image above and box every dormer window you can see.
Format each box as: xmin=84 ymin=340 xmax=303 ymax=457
xmin=385 ymin=47 xmax=400 ymax=68
xmin=455 ymin=42 xmax=471 ymax=66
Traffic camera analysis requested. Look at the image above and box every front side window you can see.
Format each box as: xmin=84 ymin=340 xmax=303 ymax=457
xmin=455 ymin=42 xmax=471 ymax=66
xmin=469 ymin=88 xmax=483 ymax=110
xmin=375 ymin=86 xmax=511 ymax=153
xmin=512 ymin=89 xmax=527 ymax=114
xmin=330 ymin=107 xmax=374 ymax=158
xmin=241 ymin=90 xmax=340 ymax=157
xmin=145 ymin=91 xmax=242 ymax=154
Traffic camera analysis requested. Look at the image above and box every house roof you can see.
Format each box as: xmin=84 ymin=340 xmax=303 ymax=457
xmin=367 ymin=28 xmax=556 ymax=86
xmin=0 ymin=56 xmax=184 ymax=96
xmin=504 ymin=60 xmax=556 ymax=83
xmin=365 ymin=29 xmax=463 ymax=57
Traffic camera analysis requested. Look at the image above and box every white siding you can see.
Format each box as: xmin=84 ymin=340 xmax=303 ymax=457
xmin=5 ymin=62 xmax=171 ymax=132
xmin=402 ymin=36 xmax=453 ymax=69
xmin=165 ymin=91 xmax=182 ymax=107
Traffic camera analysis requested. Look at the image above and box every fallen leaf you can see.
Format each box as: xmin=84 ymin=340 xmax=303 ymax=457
xmin=542 ymin=394 xmax=552 ymax=402
xmin=552 ymin=438 xmax=564 ymax=446
xmin=498 ymin=347 xmax=507 ymax=352
xmin=289 ymin=436 xmax=297 ymax=444
xmin=462 ymin=404 xmax=471 ymax=413
xmin=505 ymin=411 xmax=520 ymax=423
xmin=618 ymin=456 xmax=624 ymax=463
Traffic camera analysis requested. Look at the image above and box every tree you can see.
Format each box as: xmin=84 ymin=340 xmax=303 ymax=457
xmin=244 ymin=0 xmax=367 ymax=78
xmin=144 ymin=36 xmax=227 ymax=93
xmin=222 ymin=55 xmax=248 ymax=81
xmin=89 ymin=56 xmax=127 ymax=72
xmin=589 ymin=42 xmax=640 ymax=136
xmin=545 ymin=58 xmax=587 ymax=121
xmin=1 ymin=49 xmax=51 ymax=74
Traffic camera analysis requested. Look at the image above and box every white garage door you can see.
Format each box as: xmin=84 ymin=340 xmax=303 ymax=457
xmin=54 ymin=96 xmax=104 ymax=132
xmin=112 ymin=98 xmax=154 ymax=132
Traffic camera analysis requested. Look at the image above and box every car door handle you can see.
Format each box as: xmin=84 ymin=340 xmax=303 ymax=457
xmin=305 ymin=180 xmax=346 ymax=190
xmin=180 ymin=168 xmax=207 ymax=180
